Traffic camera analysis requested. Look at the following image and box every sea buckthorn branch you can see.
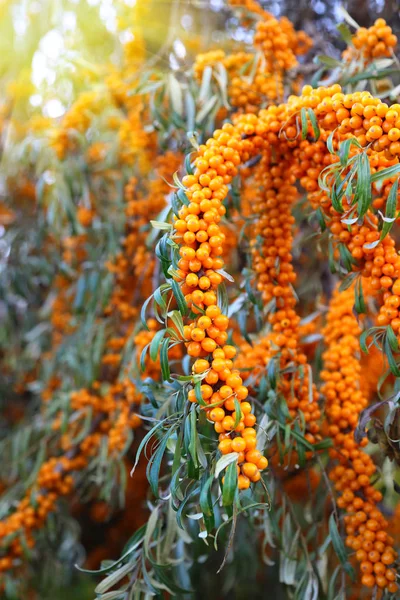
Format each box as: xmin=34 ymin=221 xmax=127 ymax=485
xmin=312 ymin=18 xmax=399 ymax=95
xmin=141 ymin=123 xmax=270 ymax=499
xmin=321 ymin=283 xmax=398 ymax=595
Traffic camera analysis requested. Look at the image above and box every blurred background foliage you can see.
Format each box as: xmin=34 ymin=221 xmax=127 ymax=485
xmin=1 ymin=0 xmax=399 ymax=123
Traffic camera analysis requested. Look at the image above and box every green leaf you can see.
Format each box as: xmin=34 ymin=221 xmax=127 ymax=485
xmin=77 ymin=526 xmax=145 ymax=576
xmin=188 ymin=408 xmax=199 ymax=469
xmin=94 ymin=561 xmax=133 ymax=594
xmin=141 ymin=293 xmax=155 ymax=329
xmin=217 ymin=283 xmax=229 ymax=315
xmin=355 ymin=153 xmax=372 ymax=218
xmin=177 ymin=187 xmax=189 ymax=206
xmin=199 ymin=474 xmax=214 ymax=518
xmin=215 ymin=452 xmax=239 ymax=479
xmin=147 ymin=430 xmax=173 ymax=498
xmin=150 ymin=220 xmax=172 ymax=231
xmin=168 ymin=310 xmax=185 ymax=338
xmin=222 ymin=461 xmax=238 ymax=507
xmin=168 ymin=73 xmax=183 ymax=116
xmin=338 ymin=137 xmax=361 ymax=167
xmin=186 ymin=92 xmax=195 ymax=131
xmin=370 ymin=163 xmax=400 ymax=183
xmin=329 ymin=514 xmax=348 ymax=565
xmin=154 ymin=286 xmax=168 ymax=312
xmin=331 ymin=175 xmax=344 ymax=214
xmin=156 ymin=235 xmax=171 ymax=278
xmin=307 ymin=108 xmax=320 ymax=141
xmin=160 ymin=338 xmax=171 ymax=381
xmin=267 ymin=358 xmax=276 ymax=390
xmin=171 ymin=280 xmax=188 ymax=316
xmin=386 ymin=325 xmax=399 ymax=352
xmin=199 ymin=65 xmax=213 ymax=104
xmin=337 ymin=23 xmax=352 ymax=44
xmin=384 ymin=335 xmax=400 ymax=377
xmin=149 ymin=329 xmax=166 ymax=362
xmin=339 ymin=272 xmax=358 ymax=291
xmin=354 ymin=277 xmax=366 ymax=314
xmin=315 ymin=207 xmax=326 ymax=231
xmin=140 ymin=343 xmax=150 ymax=372
xmin=327 ymin=129 xmax=336 ymax=154
xmin=380 ymin=179 xmax=398 ymax=240
xmin=315 ymin=55 xmax=342 ymax=68
xmin=233 ymin=398 xmax=242 ymax=429
xmin=131 ymin=419 xmax=170 ymax=476
xmin=194 ymin=380 xmax=207 ymax=406
xmin=359 ymin=329 xmax=370 ymax=354
xmin=338 ymin=243 xmax=357 ymax=272
xmin=312 ymin=438 xmax=333 ymax=450
xmin=184 ymin=152 xmax=194 ymax=175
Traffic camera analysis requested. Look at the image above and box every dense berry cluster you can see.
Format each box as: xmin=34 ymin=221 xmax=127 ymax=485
xmin=194 ymin=8 xmax=312 ymax=113
xmin=322 ymin=285 xmax=398 ymax=594
xmin=344 ymin=19 xmax=397 ymax=61
xmin=174 ymin=124 xmax=269 ymax=489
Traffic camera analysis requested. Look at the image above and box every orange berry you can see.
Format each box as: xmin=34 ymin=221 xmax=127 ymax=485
xmin=231 ymin=437 xmax=246 ymax=453
xmin=191 ymin=328 xmax=205 ymax=342
xmin=222 ymin=416 xmax=235 ymax=431
xmin=202 ymin=338 xmax=217 ymax=353
xmin=258 ymin=456 xmax=269 ymax=470
xmin=241 ymin=462 xmax=258 ymax=478
xmin=220 ymin=385 xmax=233 ymax=399
xmin=209 ymin=407 xmax=225 ymax=422
xmin=223 ymin=345 xmax=237 ymax=358
xmin=193 ymin=359 xmax=210 ymax=373
xmin=218 ymin=439 xmax=232 ymax=454
xmin=238 ymin=474 xmax=250 ymax=490
xmin=197 ymin=316 xmax=212 ymax=329
xmin=246 ymin=450 xmax=261 ymax=464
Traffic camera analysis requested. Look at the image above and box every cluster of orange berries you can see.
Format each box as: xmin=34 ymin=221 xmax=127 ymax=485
xmin=193 ymin=48 xmax=281 ymax=112
xmin=254 ymin=84 xmax=400 ymax=327
xmin=321 ymin=284 xmax=397 ymax=594
xmin=172 ymin=123 xmax=269 ymax=489
xmin=194 ymin=5 xmax=312 ymax=114
xmin=229 ymin=0 xmax=312 ymax=62
xmin=276 ymin=85 xmax=400 ymax=159
xmin=118 ymin=103 xmax=156 ymax=168
xmin=1 ymin=364 xmax=146 ymax=573
xmin=344 ymin=19 xmax=397 ymax=61
xmin=246 ymin=158 xmax=321 ymax=439
xmin=0 ymin=456 xmax=79 ymax=572
xmin=254 ymin=14 xmax=311 ymax=72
